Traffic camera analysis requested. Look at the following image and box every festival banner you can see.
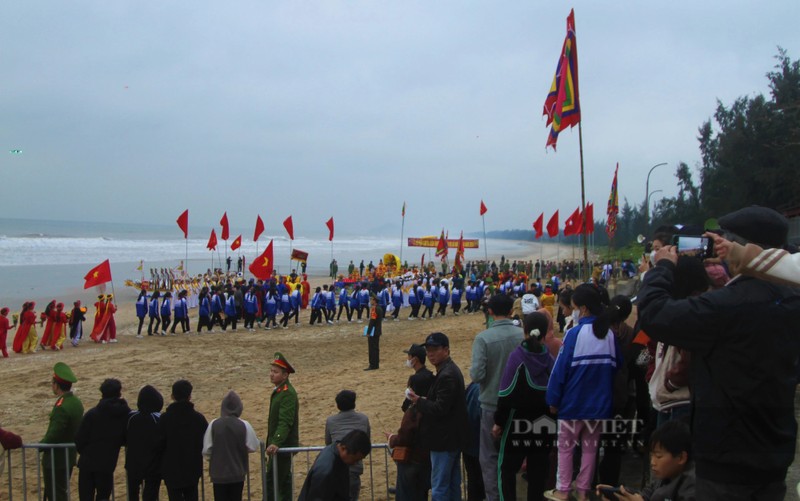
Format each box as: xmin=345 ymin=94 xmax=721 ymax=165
xmin=407 ymin=238 xmax=479 ymax=249
xmin=606 ymin=163 xmax=619 ymax=238
xmin=290 ymin=249 xmax=308 ymax=263
xmin=543 ymin=9 xmax=581 ymax=150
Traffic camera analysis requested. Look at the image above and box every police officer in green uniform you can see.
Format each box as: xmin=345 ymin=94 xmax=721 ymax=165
xmin=265 ymin=353 xmax=299 ymax=501
xmin=41 ymin=362 xmax=84 ymax=501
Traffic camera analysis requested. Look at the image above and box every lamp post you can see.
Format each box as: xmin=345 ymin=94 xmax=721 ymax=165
xmin=645 ymin=162 xmax=668 ymax=228
xmin=648 ymin=189 xmax=663 ymax=220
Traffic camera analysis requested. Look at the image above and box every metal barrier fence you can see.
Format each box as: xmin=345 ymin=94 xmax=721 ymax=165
xmin=3 ymin=442 xmax=396 ymax=501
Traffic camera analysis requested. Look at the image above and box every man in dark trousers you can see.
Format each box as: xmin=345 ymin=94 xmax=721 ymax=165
xmin=407 ymin=332 xmax=469 ymax=501
xmin=41 ymin=362 xmax=84 ymax=501
xmin=125 ymin=385 xmax=164 ymax=501
xmin=158 ymin=380 xmax=208 ymax=501
xmin=75 ymin=378 xmax=131 ymax=501
xmin=364 ymin=295 xmax=383 ymax=371
xmin=265 ymin=353 xmax=299 ymax=501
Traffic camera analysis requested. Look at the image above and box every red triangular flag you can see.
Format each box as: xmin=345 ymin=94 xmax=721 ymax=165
xmin=326 ymin=217 xmax=334 ymax=242
xmin=533 ymin=213 xmax=544 ymax=239
xmin=254 ymin=215 xmax=265 ymax=242
xmin=564 ymin=208 xmax=583 ymax=236
xmin=480 ymin=200 xmax=488 ymax=216
xmin=176 ymin=210 xmax=189 ymax=239
xmin=584 ymin=203 xmax=594 ymax=234
xmin=207 ymin=229 xmax=218 ymax=251
xmin=283 ymin=216 xmax=294 ymax=240
xmin=231 ymin=235 xmax=242 ymax=251
xmin=84 ymin=259 xmax=112 ymax=289
xmin=249 ymin=240 xmax=274 ymax=280
xmin=546 ymin=211 xmax=559 ymax=238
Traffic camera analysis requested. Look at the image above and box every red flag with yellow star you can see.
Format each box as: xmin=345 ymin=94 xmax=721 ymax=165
xmin=231 ymin=235 xmax=242 ymax=251
xmin=84 ymin=259 xmax=112 ymax=289
xmin=249 ymin=240 xmax=274 ymax=280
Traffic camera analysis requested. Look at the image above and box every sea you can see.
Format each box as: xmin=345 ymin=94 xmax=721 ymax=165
xmin=0 ymin=218 xmax=542 ymax=308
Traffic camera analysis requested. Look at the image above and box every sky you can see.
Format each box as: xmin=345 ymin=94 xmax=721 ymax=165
xmin=2 ymin=1 xmax=799 ymax=238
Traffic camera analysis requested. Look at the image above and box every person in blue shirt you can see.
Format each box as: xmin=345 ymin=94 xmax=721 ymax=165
xmin=243 ymin=287 xmax=259 ymax=331
xmin=357 ymin=284 xmax=370 ymax=323
xmin=263 ymin=286 xmax=279 ymax=329
xmin=545 ymin=284 xmax=621 ymax=501
xmin=310 ymin=287 xmax=324 ymax=325
xmin=279 ymin=290 xmax=293 ymax=329
xmin=290 ymin=285 xmax=302 ymax=326
xmin=170 ymin=290 xmax=189 ymax=335
xmin=450 ymin=285 xmax=463 ymax=315
xmin=390 ymin=282 xmax=403 ymax=320
xmin=211 ymin=289 xmax=224 ymax=330
xmin=420 ymin=284 xmax=434 ymax=320
xmin=160 ymin=292 xmax=172 ymax=336
xmin=348 ymin=286 xmax=360 ymax=322
xmin=196 ymin=287 xmax=212 ymax=333
xmin=437 ymin=281 xmax=450 ymax=317
xmin=407 ymin=283 xmax=420 ymax=320
xmin=325 ymin=286 xmax=336 ymax=324
xmin=147 ymin=291 xmax=160 ymax=336
xmin=224 ymin=289 xmax=238 ymax=331
xmin=135 ymin=290 xmax=148 ymax=338
xmin=336 ymin=286 xmax=351 ymax=322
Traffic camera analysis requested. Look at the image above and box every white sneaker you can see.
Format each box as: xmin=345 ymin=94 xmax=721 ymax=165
xmin=110 ymin=339 xmax=118 ymax=343
xmin=101 ymin=340 xmax=107 ymax=344
xmin=136 ymin=335 xmax=143 ymax=339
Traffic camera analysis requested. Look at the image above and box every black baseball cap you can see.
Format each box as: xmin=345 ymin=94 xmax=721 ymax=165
xmin=422 ymin=332 xmax=449 ymax=348
xmin=403 ymin=344 xmax=427 ymax=362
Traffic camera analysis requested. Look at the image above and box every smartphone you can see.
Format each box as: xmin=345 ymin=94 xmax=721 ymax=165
xmin=598 ymin=486 xmax=639 ymax=498
xmin=673 ymin=235 xmax=714 ymax=259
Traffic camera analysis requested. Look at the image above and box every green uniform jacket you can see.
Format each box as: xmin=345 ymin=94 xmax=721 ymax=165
xmin=267 ymin=381 xmax=298 ymax=448
xmin=41 ymin=392 xmax=84 ymax=469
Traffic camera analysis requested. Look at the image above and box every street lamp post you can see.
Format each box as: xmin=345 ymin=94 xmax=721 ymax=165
xmin=645 ymin=162 xmax=668 ymax=228
xmin=648 ymin=189 xmax=663 ymax=220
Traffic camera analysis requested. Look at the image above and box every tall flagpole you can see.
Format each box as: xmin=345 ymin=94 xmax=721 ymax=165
xmin=399 ymin=207 xmax=405 ymax=266
xmin=578 ymin=123 xmax=589 ymax=280
xmin=482 ymin=215 xmax=488 ymax=262
xmin=185 ymin=237 xmax=189 ymax=278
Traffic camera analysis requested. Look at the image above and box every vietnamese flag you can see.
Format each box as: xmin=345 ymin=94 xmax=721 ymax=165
xmin=206 ymin=229 xmax=218 ymax=251
xmin=176 ymin=210 xmax=189 ymax=239
xmin=480 ymin=200 xmax=488 ymax=216
xmin=326 ymin=217 xmax=334 ymax=242
xmin=220 ymin=212 xmax=230 ymax=241
xmin=254 ymin=215 xmax=265 ymax=242
xmin=84 ymin=259 xmax=112 ymax=289
xmin=249 ymin=239 xmax=274 ymax=280
xmin=533 ymin=213 xmax=544 ymax=239
xmin=231 ymin=235 xmax=242 ymax=251
xmin=564 ymin=208 xmax=583 ymax=236
xmin=283 ymin=216 xmax=294 ymax=240
xmin=546 ymin=211 xmax=559 ymax=238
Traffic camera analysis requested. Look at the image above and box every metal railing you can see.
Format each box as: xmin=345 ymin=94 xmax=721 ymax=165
xmin=3 ymin=442 xmax=395 ymax=501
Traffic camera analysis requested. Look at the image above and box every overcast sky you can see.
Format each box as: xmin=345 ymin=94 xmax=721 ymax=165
xmin=2 ymin=1 xmax=798 ymax=238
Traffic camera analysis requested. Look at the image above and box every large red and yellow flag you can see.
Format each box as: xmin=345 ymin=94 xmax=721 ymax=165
xmin=231 ymin=235 xmax=242 ymax=251
xmin=606 ymin=164 xmax=619 ymax=238
xmin=543 ymin=9 xmax=580 ymax=151
xmin=84 ymin=259 xmax=112 ymax=289
xmin=454 ymin=231 xmax=465 ymax=271
xmin=249 ymin=240 xmax=274 ymax=280
xmin=435 ymin=229 xmax=448 ymax=260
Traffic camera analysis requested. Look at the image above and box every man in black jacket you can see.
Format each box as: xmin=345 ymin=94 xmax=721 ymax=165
xmin=75 ymin=378 xmax=131 ymax=501
xmin=158 ymin=380 xmax=208 ymax=501
xmin=637 ymin=206 xmax=800 ymax=501
xmin=125 ymin=385 xmax=164 ymax=501
xmin=407 ymin=332 xmax=468 ymax=501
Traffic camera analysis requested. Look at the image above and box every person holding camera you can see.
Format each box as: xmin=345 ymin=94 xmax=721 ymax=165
xmin=637 ymin=206 xmax=800 ymax=500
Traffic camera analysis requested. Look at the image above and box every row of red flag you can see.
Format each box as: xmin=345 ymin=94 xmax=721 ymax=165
xmin=176 ymin=212 xmax=336 ymax=252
